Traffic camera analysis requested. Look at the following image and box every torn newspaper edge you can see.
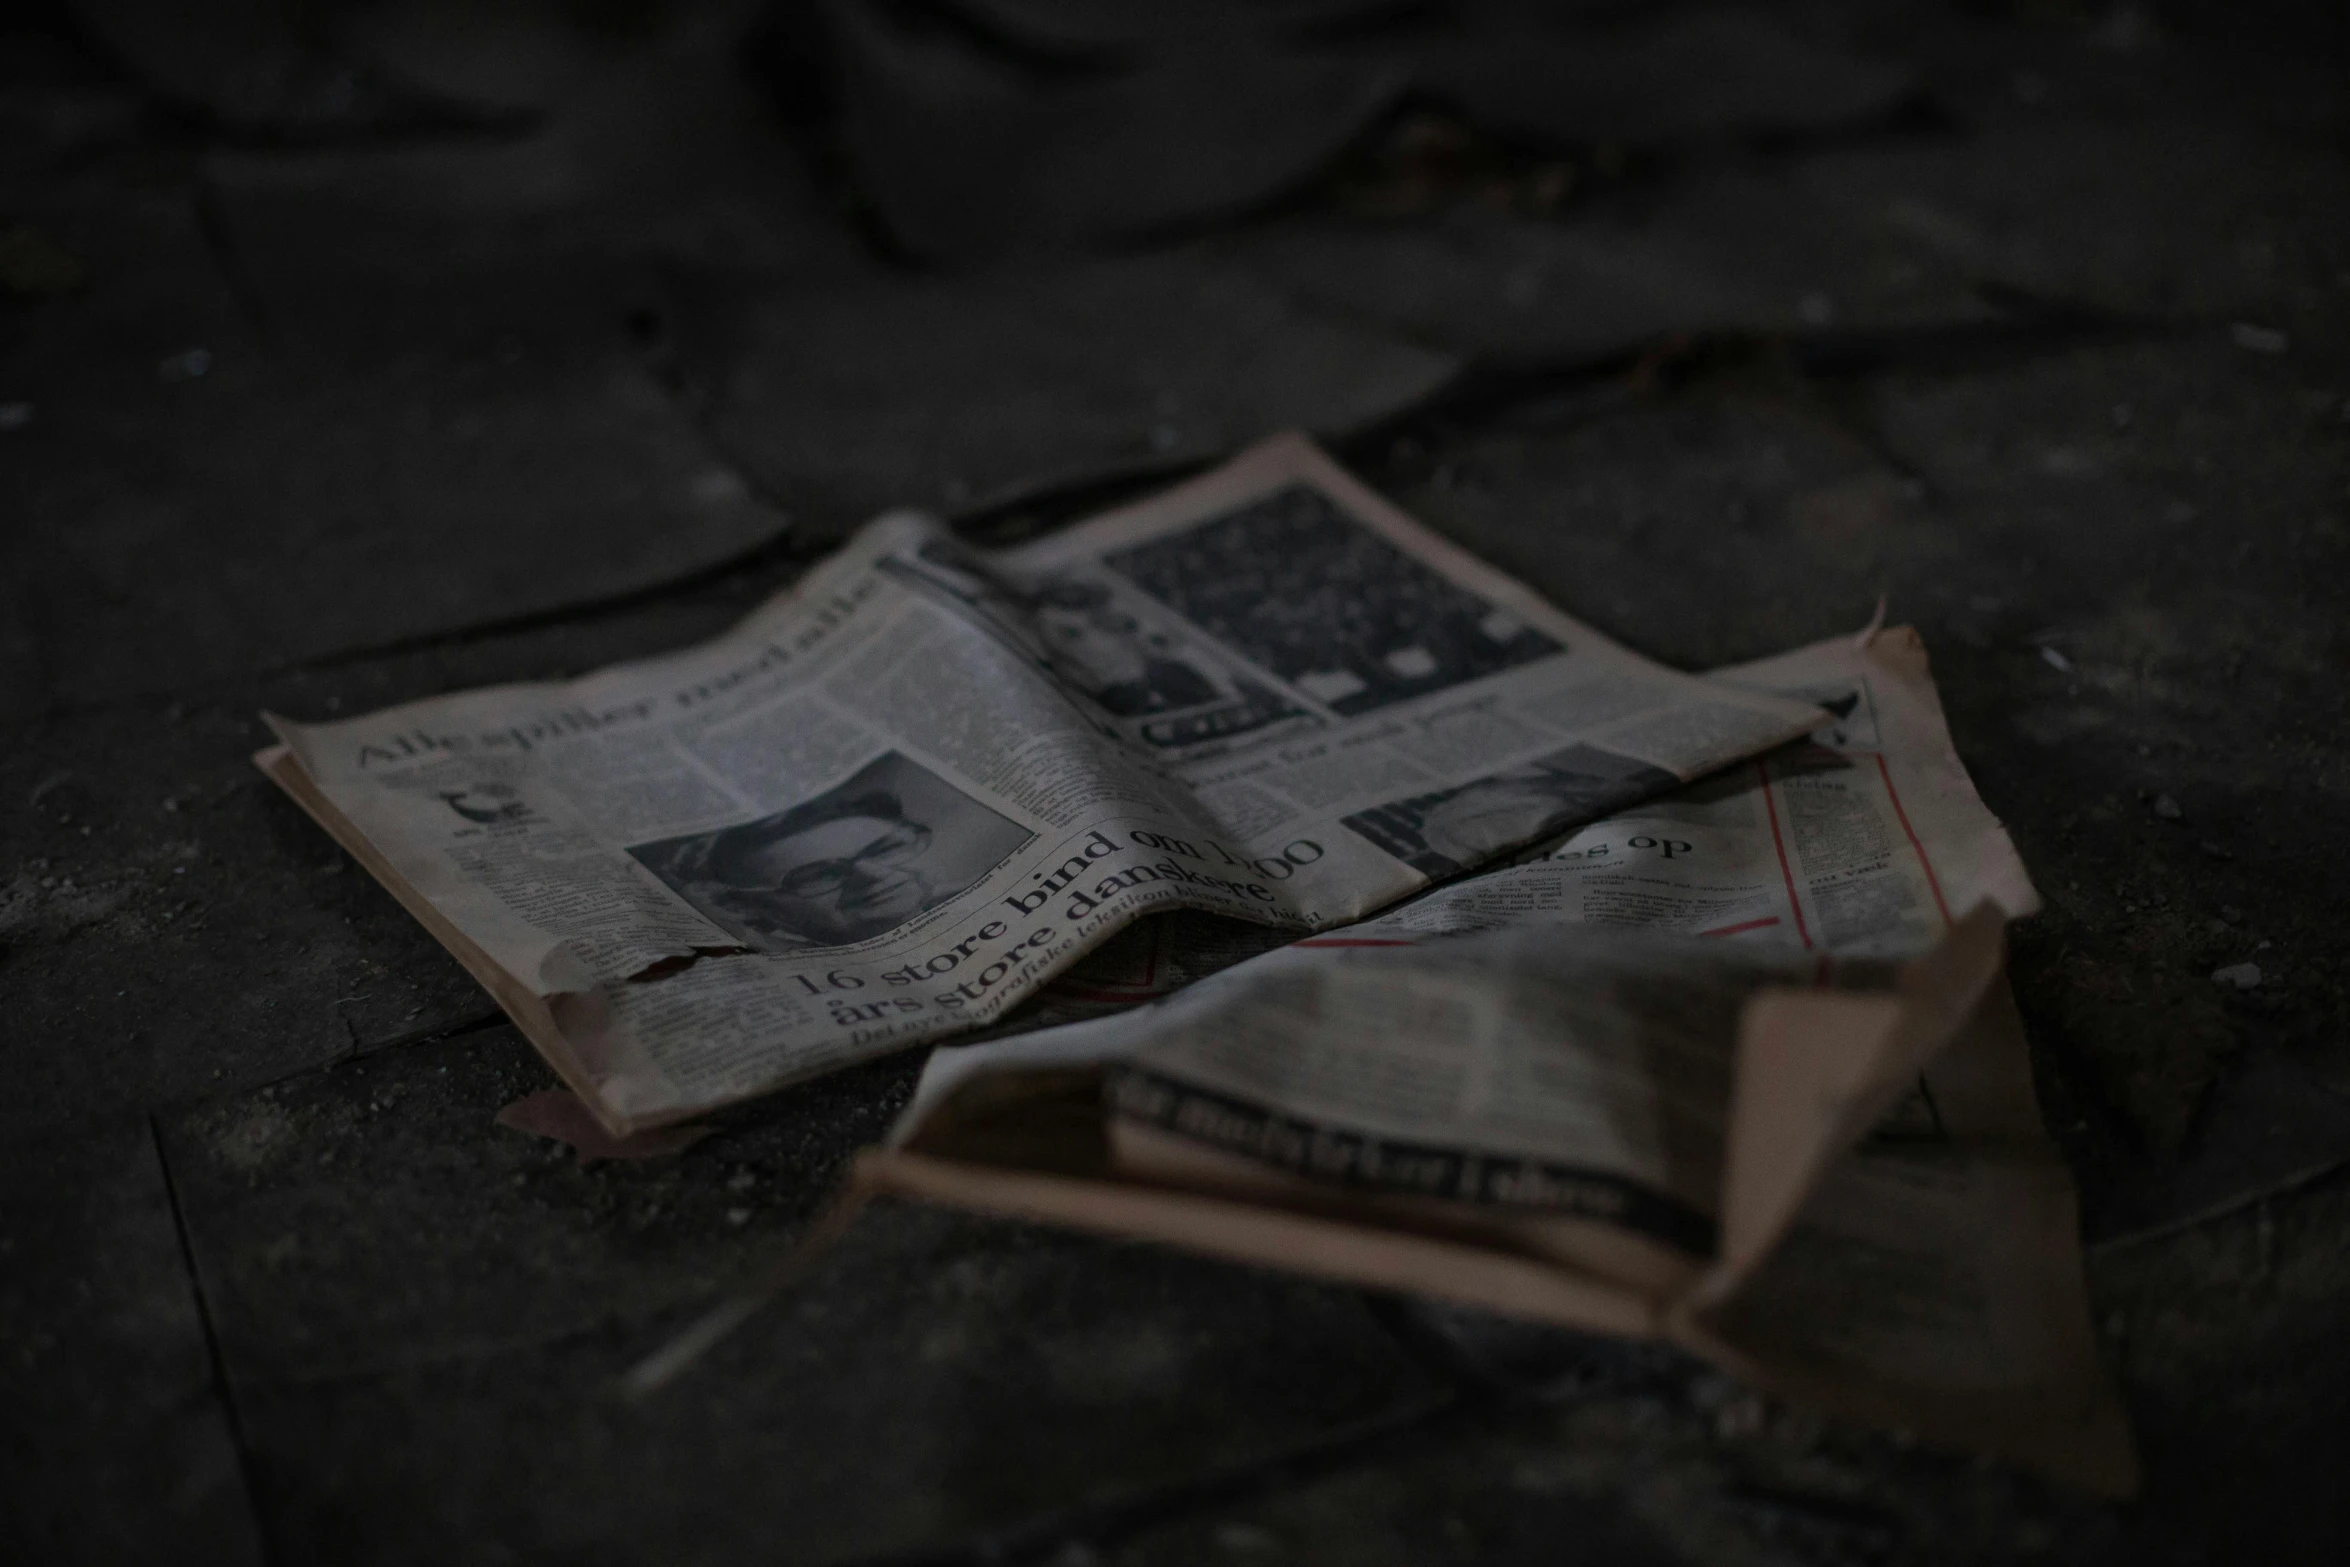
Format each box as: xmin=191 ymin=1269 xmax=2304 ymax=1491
xmin=257 ymin=433 xmax=1821 ymax=1133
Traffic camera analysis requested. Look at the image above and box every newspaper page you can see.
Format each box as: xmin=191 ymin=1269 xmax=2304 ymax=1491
xmin=259 ymin=434 xmax=1822 ymax=1132
xmin=1099 ymin=930 xmax=1858 ymax=1298
xmin=1676 ymin=971 xmax=2136 ymax=1495
xmin=883 ymin=926 xmax=1924 ymax=1311
xmin=876 ymin=911 xmax=2132 ymax=1491
xmin=891 ymin=623 xmax=2021 ymax=1131
xmin=1004 ymin=621 xmax=2036 ymax=1020
xmin=874 ymin=923 xmax=1932 ymax=1338
xmin=1355 ymin=623 xmax=2038 ymax=954
xmin=864 ymin=630 xmax=2131 ymax=1491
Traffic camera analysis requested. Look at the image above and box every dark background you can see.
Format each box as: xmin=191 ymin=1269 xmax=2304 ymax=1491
xmin=3 ymin=3 xmax=2346 ymax=1562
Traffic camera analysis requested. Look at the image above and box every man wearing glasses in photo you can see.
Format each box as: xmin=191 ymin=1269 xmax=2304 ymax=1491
xmin=692 ymin=791 xmax=937 ymax=950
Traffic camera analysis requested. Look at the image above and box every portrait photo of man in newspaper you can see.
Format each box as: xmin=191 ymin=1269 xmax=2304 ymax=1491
xmin=878 ymin=539 xmax=1304 ymax=748
xmin=629 ymin=752 xmax=1034 ymax=953
xmin=1343 ymin=742 xmax=1678 ymax=878
xmin=1027 ymin=578 xmax=1217 ymax=716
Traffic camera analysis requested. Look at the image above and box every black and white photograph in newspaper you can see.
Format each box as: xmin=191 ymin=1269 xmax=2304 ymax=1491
xmin=629 ymin=751 xmax=1034 ymax=953
xmin=1342 ymin=742 xmax=1678 ymax=878
xmin=1103 ymin=483 xmax=1566 ymax=716
xmin=879 ymin=539 xmax=1306 ymax=749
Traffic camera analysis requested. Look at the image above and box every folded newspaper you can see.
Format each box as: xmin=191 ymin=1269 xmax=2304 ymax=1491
xmin=809 ymin=628 xmax=2135 ymax=1494
xmin=258 ymin=434 xmax=1824 ymax=1133
xmin=1017 ymin=618 xmax=2042 ymax=1014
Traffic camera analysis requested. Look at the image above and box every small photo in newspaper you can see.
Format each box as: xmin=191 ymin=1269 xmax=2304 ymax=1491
xmin=1340 ymin=742 xmax=1677 ymax=877
xmin=877 ymin=538 xmax=1311 ymax=752
xmin=1101 ymin=483 xmax=1563 ymax=716
xmin=628 ymin=751 xmax=1035 ymax=954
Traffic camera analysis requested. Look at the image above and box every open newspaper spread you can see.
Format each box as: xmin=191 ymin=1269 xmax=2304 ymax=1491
xmin=257 ymin=434 xmax=1822 ymax=1133
xmin=854 ymin=628 xmax=2136 ymax=1493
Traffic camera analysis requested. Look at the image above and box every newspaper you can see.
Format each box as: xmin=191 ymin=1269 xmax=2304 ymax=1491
xmin=1016 ymin=619 xmax=2040 ymax=1016
xmin=852 ymin=629 xmax=2134 ymax=1492
xmin=258 ymin=434 xmax=1822 ymax=1133
xmin=1352 ymin=621 xmax=2040 ymax=953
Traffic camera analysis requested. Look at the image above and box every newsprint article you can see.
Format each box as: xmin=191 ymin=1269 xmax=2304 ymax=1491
xmin=260 ymin=435 xmax=1823 ymax=1132
xmin=863 ymin=628 xmax=2133 ymax=1495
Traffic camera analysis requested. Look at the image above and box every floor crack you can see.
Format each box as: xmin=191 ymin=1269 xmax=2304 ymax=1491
xmin=149 ymin=1114 xmax=279 ymax=1567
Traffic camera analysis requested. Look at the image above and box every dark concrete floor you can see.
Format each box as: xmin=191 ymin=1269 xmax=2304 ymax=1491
xmin=4 ymin=3 xmax=2346 ymax=1563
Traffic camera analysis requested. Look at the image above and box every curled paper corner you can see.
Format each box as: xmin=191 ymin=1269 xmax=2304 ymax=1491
xmin=1854 ymin=595 xmax=1889 ymax=649
xmin=495 ymin=1088 xmax=712 ymax=1164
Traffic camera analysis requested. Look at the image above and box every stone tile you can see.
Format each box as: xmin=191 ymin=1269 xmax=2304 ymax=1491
xmin=1225 ymin=116 xmax=2346 ymax=368
xmin=1797 ymin=119 xmax=2347 ymax=322
xmin=156 ymin=1026 xmax=912 ymax=1374
xmin=1101 ymin=1359 xmax=2112 ymax=1567
xmin=0 ymin=700 xmax=492 ymax=1138
xmin=0 ymin=1115 xmax=263 ymax=1565
xmin=2081 ymin=1048 xmax=2350 ymax=1244
xmin=1374 ymin=383 xmax=1914 ymax=669
xmin=227 ymin=1231 xmax=1441 ymax=1566
xmin=1223 ymin=194 xmax=1984 ymax=371
xmin=2 ymin=171 xmax=787 ymax=718
xmin=1097 ymin=1165 xmax=2350 ymax=1566
xmin=2085 ymin=1170 xmax=2350 ymax=1565
xmin=158 ymin=1029 xmax=1446 ymax=1565
xmin=679 ymin=249 xmax=1459 ymax=540
xmin=1854 ymin=336 xmax=2349 ymax=1162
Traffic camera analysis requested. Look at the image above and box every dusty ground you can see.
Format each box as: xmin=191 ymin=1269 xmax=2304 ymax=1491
xmin=4 ymin=3 xmax=2346 ymax=1563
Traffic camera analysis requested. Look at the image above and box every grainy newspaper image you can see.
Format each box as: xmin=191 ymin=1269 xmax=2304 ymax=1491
xmin=259 ymin=435 xmax=1822 ymax=1133
xmin=866 ymin=630 xmax=2132 ymax=1492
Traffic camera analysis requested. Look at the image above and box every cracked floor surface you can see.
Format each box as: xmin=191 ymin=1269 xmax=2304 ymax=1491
xmin=4 ymin=2 xmax=2347 ymax=1563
